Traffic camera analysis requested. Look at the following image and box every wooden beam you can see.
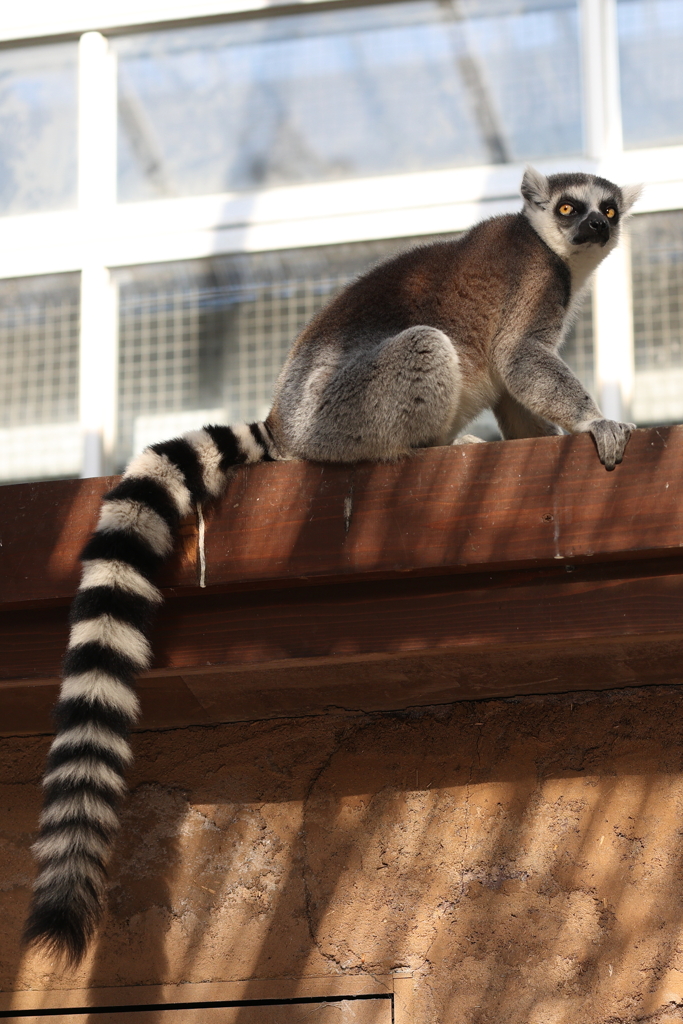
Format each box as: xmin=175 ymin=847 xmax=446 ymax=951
xmin=0 ymin=976 xmax=406 ymax=1020
xmin=2 ymin=426 xmax=683 ymax=609
xmin=3 ymin=552 xmax=683 ymax=727
xmin=2 ymin=426 xmax=683 ymax=735
xmin=5 ymin=558 xmax=683 ymax=680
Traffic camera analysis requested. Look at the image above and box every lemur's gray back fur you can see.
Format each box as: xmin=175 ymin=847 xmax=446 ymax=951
xmin=24 ymin=168 xmax=641 ymax=965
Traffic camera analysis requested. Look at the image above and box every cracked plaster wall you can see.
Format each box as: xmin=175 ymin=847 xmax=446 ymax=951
xmin=3 ymin=685 xmax=683 ymax=1023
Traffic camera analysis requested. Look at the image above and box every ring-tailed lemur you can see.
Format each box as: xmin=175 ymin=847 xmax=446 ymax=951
xmin=24 ymin=167 xmax=642 ymax=964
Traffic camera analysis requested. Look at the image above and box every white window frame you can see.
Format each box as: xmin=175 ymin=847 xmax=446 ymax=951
xmin=1 ymin=0 xmax=682 ymax=475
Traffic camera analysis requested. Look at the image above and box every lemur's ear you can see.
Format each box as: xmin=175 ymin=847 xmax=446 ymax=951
xmin=620 ymin=183 xmax=644 ymax=213
xmin=521 ymin=166 xmax=550 ymax=208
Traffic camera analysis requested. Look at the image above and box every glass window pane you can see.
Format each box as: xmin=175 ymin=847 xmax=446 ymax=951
xmin=631 ymin=211 xmax=683 ymax=424
xmin=618 ymin=0 xmax=683 ymax=149
xmin=0 ymin=273 xmax=81 ymax=482
xmin=116 ymin=0 xmax=582 ymax=201
xmin=0 ymin=43 xmax=78 ymax=216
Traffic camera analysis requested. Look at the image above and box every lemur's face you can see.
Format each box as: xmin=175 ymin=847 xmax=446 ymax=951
xmin=551 ymin=187 xmax=619 ymax=248
xmin=520 ymin=168 xmax=643 ymax=261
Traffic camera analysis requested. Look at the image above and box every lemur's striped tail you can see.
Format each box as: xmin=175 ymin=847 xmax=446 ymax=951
xmin=24 ymin=422 xmax=277 ymax=965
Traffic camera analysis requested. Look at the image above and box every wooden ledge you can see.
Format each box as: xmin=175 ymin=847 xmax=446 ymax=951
xmin=2 ymin=425 xmax=683 ymax=734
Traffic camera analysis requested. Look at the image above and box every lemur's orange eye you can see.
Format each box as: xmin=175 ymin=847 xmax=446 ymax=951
xmin=559 ymin=203 xmax=574 ymax=216
xmin=605 ymin=207 xmax=616 ymax=218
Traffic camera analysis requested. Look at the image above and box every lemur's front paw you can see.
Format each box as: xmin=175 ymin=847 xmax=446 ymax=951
xmin=586 ymin=419 xmax=635 ymax=471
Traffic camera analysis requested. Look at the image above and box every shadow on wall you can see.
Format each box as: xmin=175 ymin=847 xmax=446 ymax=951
xmin=5 ymin=683 xmax=683 ymax=1024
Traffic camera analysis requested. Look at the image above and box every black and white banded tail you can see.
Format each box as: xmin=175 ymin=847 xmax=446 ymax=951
xmin=24 ymin=422 xmax=278 ymax=964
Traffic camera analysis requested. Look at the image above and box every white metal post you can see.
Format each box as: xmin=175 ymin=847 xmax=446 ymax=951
xmin=581 ymin=0 xmax=623 ymax=161
xmin=580 ymin=0 xmax=635 ymax=420
xmin=593 ymin=236 xmax=636 ymax=420
xmin=78 ymin=31 xmax=119 ymax=477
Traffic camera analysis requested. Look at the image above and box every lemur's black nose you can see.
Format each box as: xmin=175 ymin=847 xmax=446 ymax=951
xmin=573 ymin=212 xmax=610 ymax=245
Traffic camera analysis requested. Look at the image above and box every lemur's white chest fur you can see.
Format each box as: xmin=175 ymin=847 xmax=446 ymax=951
xmin=525 ymin=207 xmax=614 ymax=299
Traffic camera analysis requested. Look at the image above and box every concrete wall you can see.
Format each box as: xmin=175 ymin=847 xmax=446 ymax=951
xmin=3 ymin=684 xmax=683 ymax=1023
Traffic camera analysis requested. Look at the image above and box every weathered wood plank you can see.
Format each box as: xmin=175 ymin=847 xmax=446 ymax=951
xmin=2 ymin=606 xmax=683 ymax=735
xmin=1 ymin=426 xmax=682 ymax=609
xmin=147 ymin=569 xmax=683 ymax=671
xmin=195 ymin=425 xmax=683 ymax=589
xmin=4 ymin=564 xmax=683 ymax=682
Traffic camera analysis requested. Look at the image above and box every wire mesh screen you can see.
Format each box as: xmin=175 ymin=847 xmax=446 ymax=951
xmin=631 ymin=210 xmax=683 ymax=424
xmin=0 ymin=273 xmax=80 ymax=428
xmin=563 ymin=292 xmax=595 ymax=397
xmin=115 ymin=234 xmax=595 ymax=465
xmin=115 ymin=237 xmax=446 ymax=464
xmin=0 ymin=273 xmax=81 ymax=482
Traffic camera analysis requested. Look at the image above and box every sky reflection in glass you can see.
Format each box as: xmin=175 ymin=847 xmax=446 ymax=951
xmin=618 ymin=0 xmax=683 ymax=149
xmin=116 ymin=0 xmax=582 ymax=201
xmin=0 ymin=43 xmax=78 ymax=216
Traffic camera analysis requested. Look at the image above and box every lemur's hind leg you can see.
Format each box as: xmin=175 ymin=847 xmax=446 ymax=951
xmin=294 ymin=326 xmax=461 ymax=462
